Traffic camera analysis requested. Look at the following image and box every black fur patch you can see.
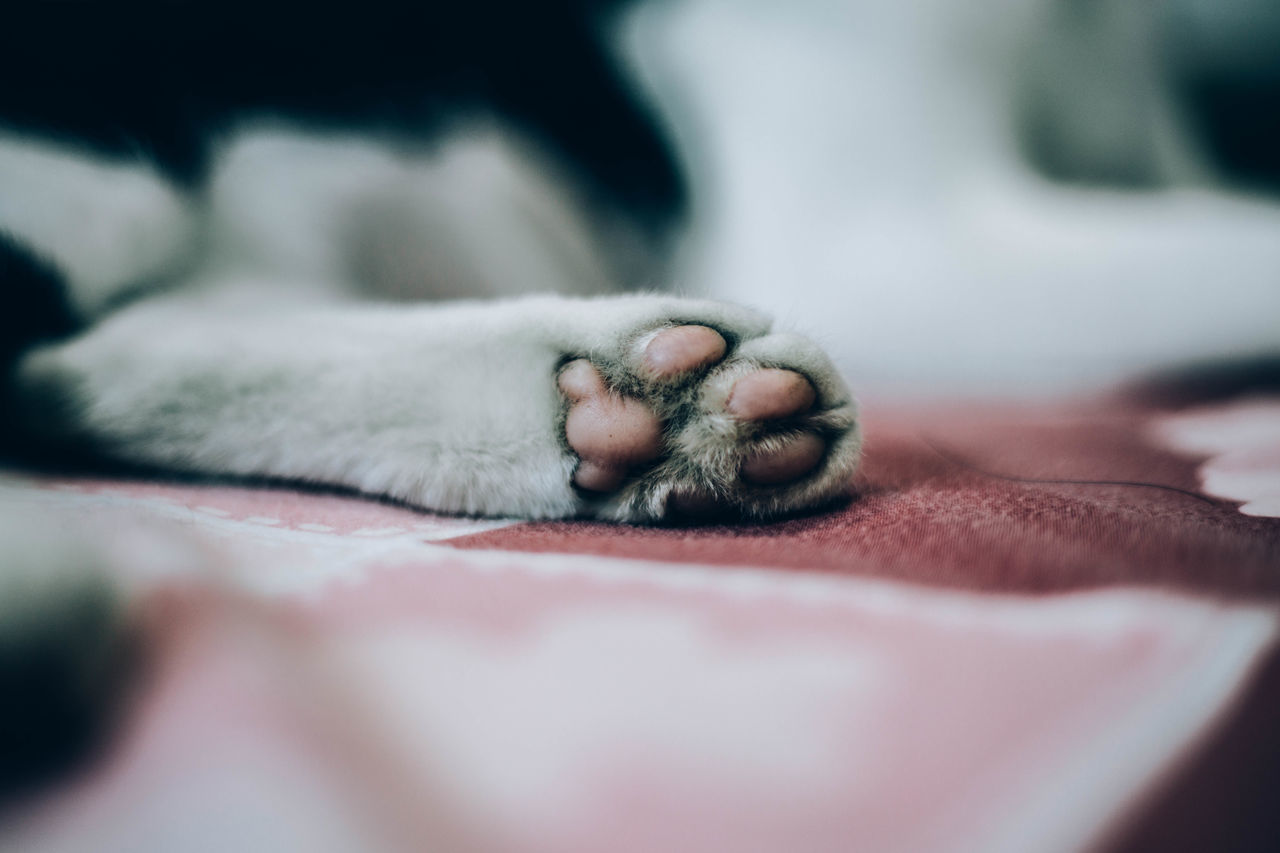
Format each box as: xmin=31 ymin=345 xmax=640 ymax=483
xmin=0 ymin=1 xmax=685 ymax=239
xmin=0 ymin=233 xmax=78 ymax=371
xmin=0 ymin=233 xmax=81 ymax=454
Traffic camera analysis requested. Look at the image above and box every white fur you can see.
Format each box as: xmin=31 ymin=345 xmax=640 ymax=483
xmin=0 ymin=130 xmax=195 ymax=319
xmin=203 ymin=125 xmax=621 ymax=300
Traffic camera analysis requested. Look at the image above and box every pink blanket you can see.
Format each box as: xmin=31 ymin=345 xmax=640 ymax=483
xmin=2 ymin=390 xmax=1277 ymax=852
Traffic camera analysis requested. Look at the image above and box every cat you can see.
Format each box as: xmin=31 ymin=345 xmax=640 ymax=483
xmin=0 ymin=1 xmax=863 ymax=524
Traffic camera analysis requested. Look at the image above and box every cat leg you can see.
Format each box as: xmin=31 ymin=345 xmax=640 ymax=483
xmin=204 ymin=125 xmax=629 ymax=301
xmin=14 ymin=291 xmax=859 ymax=522
xmin=0 ymin=132 xmax=195 ymax=321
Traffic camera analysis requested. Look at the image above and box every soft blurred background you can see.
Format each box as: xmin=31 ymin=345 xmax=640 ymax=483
xmin=618 ymin=0 xmax=1280 ymax=396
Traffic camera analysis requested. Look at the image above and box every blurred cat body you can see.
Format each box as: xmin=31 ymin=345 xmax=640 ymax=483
xmin=0 ymin=2 xmax=861 ymax=524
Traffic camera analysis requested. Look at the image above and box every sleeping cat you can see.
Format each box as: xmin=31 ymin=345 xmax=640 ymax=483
xmin=0 ymin=1 xmax=862 ymax=524
xmin=0 ymin=129 xmax=861 ymax=523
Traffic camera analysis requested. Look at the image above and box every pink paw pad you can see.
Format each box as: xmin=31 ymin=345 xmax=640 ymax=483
xmin=727 ymin=368 xmax=816 ymax=421
xmin=641 ymin=325 xmax=727 ymax=378
xmin=559 ymin=360 xmax=662 ymax=492
xmin=741 ymin=432 xmax=826 ymax=484
xmin=559 ymin=325 xmax=829 ymax=499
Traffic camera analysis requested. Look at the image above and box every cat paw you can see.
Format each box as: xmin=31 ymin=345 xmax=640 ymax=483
xmin=557 ymin=319 xmax=860 ymax=522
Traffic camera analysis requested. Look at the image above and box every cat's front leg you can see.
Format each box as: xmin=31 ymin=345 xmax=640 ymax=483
xmin=14 ymin=291 xmax=861 ymax=522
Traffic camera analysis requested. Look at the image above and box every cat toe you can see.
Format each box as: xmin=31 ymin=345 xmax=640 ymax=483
xmin=726 ymin=369 xmax=816 ymax=421
xmin=557 ymin=357 xmax=607 ymax=401
xmin=559 ymin=359 xmax=663 ymax=492
xmin=741 ymin=432 xmax=826 ymax=484
xmin=639 ymin=325 xmax=727 ymax=379
xmin=571 ymin=460 xmax=628 ymax=493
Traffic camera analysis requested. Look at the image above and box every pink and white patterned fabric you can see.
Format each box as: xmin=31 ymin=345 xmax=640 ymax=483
xmin=2 ymin=391 xmax=1278 ymax=852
